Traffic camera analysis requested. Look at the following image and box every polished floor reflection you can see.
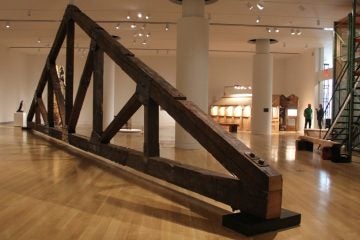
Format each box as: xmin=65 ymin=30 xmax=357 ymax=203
xmin=1 ymin=124 xmax=360 ymax=239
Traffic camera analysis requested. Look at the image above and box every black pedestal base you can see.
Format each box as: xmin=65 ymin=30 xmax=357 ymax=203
xmin=222 ymin=209 xmax=301 ymax=236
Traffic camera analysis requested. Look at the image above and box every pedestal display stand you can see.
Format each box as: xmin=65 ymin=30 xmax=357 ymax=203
xmin=14 ymin=112 xmax=27 ymax=128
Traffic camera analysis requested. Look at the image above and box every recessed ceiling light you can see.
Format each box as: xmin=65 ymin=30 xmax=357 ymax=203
xmin=137 ymin=13 xmax=143 ymax=19
xmin=256 ymin=0 xmax=264 ymax=10
xmin=5 ymin=21 xmax=10 ymax=29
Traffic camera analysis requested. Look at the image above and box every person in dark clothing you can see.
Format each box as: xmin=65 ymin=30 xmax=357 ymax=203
xmin=316 ymin=104 xmax=324 ymax=129
xmin=304 ymin=104 xmax=312 ymax=129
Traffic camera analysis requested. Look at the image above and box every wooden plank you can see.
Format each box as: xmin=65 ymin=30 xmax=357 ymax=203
xmin=47 ymin=73 xmax=54 ymax=128
xmin=37 ymin=97 xmax=48 ymax=124
xmin=68 ymin=44 xmax=94 ymax=133
xmin=100 ymin=93 xmax=142 ymax=143
xmin=65 ymin=19 xmax=75 ymax=124
xmin=49 ymin=64 xmax=66 ymax=125
xmin=35 ymin=106 xmax=41 ymax=125
xmin=143 ymin=98 xmax=159 ymax=157
xmin=27 ymin=65 xmax=48 ymax=122
xmin=68 ymin=134 xmax=254 ymax=209
xmin=92 ymin=44 xmax=104 ymax=141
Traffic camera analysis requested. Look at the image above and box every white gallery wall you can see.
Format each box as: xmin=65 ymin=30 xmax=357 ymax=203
xmin=0 ymin=45 xmax=28 ymax=123
xmin=0 ymin=47 xmax=318 ymax=132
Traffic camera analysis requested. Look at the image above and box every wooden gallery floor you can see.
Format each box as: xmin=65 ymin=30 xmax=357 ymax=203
xmin=0 ymin=124 xmax=360 ymax=240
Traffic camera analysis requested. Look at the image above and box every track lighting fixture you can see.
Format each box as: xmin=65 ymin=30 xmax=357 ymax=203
xmin=130 ymin=23 xmax=136 ymax=29
xmin=5 ymin=21 xmax=11 ymax=29
xmin=146 ymin=32 xmax=151 ymax=38
xmin=266 ymin=27 xmax=271 ymax=33
xmin=115 ymin=23 xmax=120 ymax=30
xmin=37 ymin=38 xmax=41 ymax=44
xmin=145 ymin=14 xmax=150 ymax=20
xmin=256 ymin=0 xmax=264 ymax=10
xmin=256 ymin=16 xmax=260 ymax=24
xmin=296 ymin=29 xmax=302 ymax=35
xmin=275 ymin=28 xmax=279 ymax=33
xmin=126 ymin=13 xmax=131 ymax=20
xmin=246 ymin=2 xmax=254 ymax=10
xmin=137 ymin=13 xmax=143 ymax=19
xmin=290 ymin=28 xmax=295 ymax=35
xmin=165 ymin=23 xmax=169 ymax=31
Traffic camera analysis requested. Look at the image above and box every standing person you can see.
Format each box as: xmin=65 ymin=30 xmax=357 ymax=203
xmin=316 ymin=104 xmax=324 ymax=129
xmin=304 ymin=104 xmax=312 ymax=129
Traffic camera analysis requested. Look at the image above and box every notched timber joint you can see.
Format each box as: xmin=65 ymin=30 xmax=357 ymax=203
xmin=244 ymin=152 xmax=269 ymax=167
xmin=136 ymin=79 xmax=151 ymax=105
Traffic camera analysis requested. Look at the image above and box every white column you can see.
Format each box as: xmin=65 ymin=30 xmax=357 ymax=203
xmin=251 ymin=39 xmax=273 ymax=135
xmin=103 ymin=54 xmax=115 ymax=128
xmin=175 ymin=0 xmax=209 ymax=149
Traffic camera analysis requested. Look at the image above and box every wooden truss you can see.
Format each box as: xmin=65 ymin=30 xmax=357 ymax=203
xmin=27 ymin=5 xmax=300 ymax=236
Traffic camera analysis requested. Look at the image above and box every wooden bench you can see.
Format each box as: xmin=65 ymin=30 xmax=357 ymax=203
xmin=220 ymin=123 xmax=238 ymax=133
xmin=296 ymin=135 xmax=342 ymax=161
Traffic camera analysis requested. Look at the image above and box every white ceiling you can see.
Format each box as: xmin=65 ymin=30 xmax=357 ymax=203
xmin=0 ymin=0 xmax=352 ymax=57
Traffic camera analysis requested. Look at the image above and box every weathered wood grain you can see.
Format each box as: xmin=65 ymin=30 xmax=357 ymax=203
xmin=65 ymin=19 xmax=75 ymax=124
xmin=68 ymin=45 xmax=94 ymax=133
xmin=100 ymin=93 xmax=142 ymax=143
xmin=92 ymin=44 xmax=104 ymax=142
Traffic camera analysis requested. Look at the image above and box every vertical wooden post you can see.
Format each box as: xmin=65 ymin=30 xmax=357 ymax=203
xmin=66 ymin=19 xmax=75 ymax=125
xmin=35 ymin=104 xmax=41 ymax=125
xmin=47 ymin=75 xmax=54 ymax=127
xmin=144 ymin=98 xmax=159 ymax=157
xmin=92 ymin=44 xmax=104 ymax=141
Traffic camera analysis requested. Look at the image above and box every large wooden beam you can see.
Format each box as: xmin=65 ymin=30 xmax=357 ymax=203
xmin=48 ymin=8 xmax=70 ymax=63
xmin=37 ymin=97 xmax=48 ymax=124
xmin=100 ymin=93 xmax=142 ymax=143
xmin=27 ymin=64 xmax=48 ymax=122
xmin=65 ymin=19 xmax=75 ymax=124
xmin=49 ymin=64 xmax=66 ymax=126
xmin=92 ymin=44 xmax=104 ymax=141
xmin=68 ymin=45 xmax=94 ymax=133
xmin=150 ymin=94 xmax=282 ymax=219
xmin=68 ymin=133 xmax=247 ymax=208
xmin=47 ymin=71 xmax=54 ymax=128
xmin=66 ymin=4 xmax=281 ymax=219
xmin=144 ymin=98 xmax=159 ymax=158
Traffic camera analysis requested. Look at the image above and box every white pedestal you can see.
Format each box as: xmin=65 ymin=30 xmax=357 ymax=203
xmin=14 ymin=112 xmax=27 ymax=128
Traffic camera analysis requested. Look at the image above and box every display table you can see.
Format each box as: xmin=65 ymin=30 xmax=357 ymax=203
xmin=14 ymin=112 xmax=27 ymax=128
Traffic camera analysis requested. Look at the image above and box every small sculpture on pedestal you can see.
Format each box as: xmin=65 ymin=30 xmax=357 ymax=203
xmin=16 ymin=100 xmax=24 ymax=112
